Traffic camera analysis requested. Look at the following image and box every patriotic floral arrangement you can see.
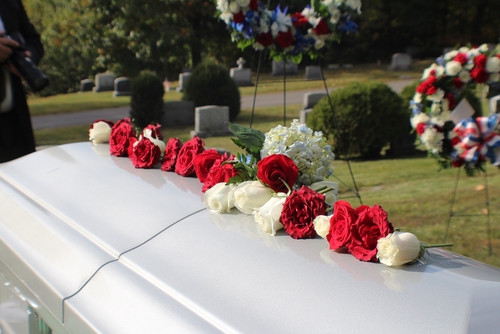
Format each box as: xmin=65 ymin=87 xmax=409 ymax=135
xmin=215 ymin=0 xmax=362 ymax=62
xmin=410 ymin=44 xmax=500 ymax=174
xmin=89 ymin=118 xmax=452 ymax=267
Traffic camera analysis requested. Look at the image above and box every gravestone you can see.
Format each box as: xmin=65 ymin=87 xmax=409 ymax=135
xmin=163 ymin=80 xmax=170 ymax=92
xmin=304 ymin=66 xmax=322 ymax=80
xmin=388 ymin=53 xmax=412 ymax=71
xmin=190 ymin=105 xmax=233 ymax=138
xmin=299 ymin=92 xmax=327 ymax=124
xmin=230 ymin=57 xmax=253 ymax=86
xmin=176 ymin=72 xmax=191 ymax=92
xmin=342 ymin=64 xmax=353 ymax=69
xmin=271 ymin=60 xmax=299 ymax=76
xmin=93 ymin=73 xmax=115 ymax=92
xmin=113 ymin=77 xmax=132 ymax=97
xmin=80 ymin=79 xmax=94 ymax=92
xmin=328 ymin=64 xmax=340 ymax=70
xmin=161 ymin=101 xmax=195 ymax=127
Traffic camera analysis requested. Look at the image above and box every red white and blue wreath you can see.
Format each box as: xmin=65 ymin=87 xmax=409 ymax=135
xmin=215 ymin=0 xmax=362 ymax=63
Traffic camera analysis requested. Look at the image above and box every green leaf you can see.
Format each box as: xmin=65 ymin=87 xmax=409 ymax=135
xmin=229 ymin=123 xmax=265 ymax=158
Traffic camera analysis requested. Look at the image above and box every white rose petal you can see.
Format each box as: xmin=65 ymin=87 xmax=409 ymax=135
xmin=313 ymin=215 xmax=331 ymax=239
xmin=203 ymin=183 xmax=236 ymax=213
xmin=377 ymin=232 xmax=421 ymax=267
xmin=253 ymin=194 xmax=287 ymax=235
xmin=89 ymin=121 xmax=112 ymax=144
xmin=234 ymin=181 xmax=274 ymax=214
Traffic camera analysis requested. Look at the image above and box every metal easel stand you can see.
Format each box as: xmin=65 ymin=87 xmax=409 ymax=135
xmin=443 ymin=165 xmax=498 ymax=256
xmin=248 ymin=51 xmax=362 ymax=205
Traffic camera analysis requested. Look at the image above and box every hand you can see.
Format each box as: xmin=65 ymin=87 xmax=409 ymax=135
xmin=0 ymin=37 xmax=19 ymax=62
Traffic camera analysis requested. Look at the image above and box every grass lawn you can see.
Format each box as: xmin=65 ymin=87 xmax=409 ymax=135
xmin=33 ymin=96 xmax=500 ymax=268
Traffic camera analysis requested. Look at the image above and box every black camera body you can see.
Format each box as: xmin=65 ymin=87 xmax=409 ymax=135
xmin=7 ymin=32 xmax=48 ymax=92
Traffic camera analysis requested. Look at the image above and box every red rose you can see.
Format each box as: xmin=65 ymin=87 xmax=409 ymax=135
xmin=175 ymin=136 xmax=205 ymax=177
xmin=280 ymin=186 xmax=327 ymax=239
xmin=347 ymin=205 xmax=394 ymax=262
xmin=453 ymin=77 xmax=464 ymax=88
xmin=474 ymin=54 xmax=487 ymax=68
xmin=313 ymin=19 xmax=330 ymax=35
xmin=131 ymin=137 xmax=162 ymax=169
xmin=471 ymin=67 xmax=488 ymax=83
xmin=426 ymin=85 xmax=438 ymax=95
xmin=233 ymin=11 xmax=245 ymax=24
xmin=202 ymin=154 xmax=237 ymax=192
xmin=452 ymin=158 xmax=464 ymax=168
xmin=127 ymin=137 xmax=138 ymax=158
xmin=327 ymin=201 xmax=358 ymax=250
xmin=256 ymin=32 xmax=273 ymax=47
xmin=257 ymin=154 xmax=299 ymax=193
xmin=416 ymin=76 xmax=436 ymax=95
xmin=161 ymin=138 xmax=183 ymax=171
xmin=291 ymin=13 xmax=309 ymax=28
xmin=445 ymin=93 xmax=457 ymax=110
xmin=416 ymin=123 xmax=427 ymax=135
xmin=249 ymin=0 xmax=258 ymax=11
xmin=143 ymin=123 xmax=163 ymax=140
xmin=193 ymin=149 xmax=221 ymax=183
xmin=109 ymin=118 xmax=136 ymax=157
xmin=454 ymin=53 xmax=468 ymax=65
xmin=275 ymin=30 xmax=294 ymax=49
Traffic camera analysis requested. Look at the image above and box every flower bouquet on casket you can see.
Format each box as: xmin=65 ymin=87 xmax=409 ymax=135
xmin=409 ymin=43 xmax=500 ymax=175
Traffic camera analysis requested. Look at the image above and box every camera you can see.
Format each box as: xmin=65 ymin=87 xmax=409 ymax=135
xmin=7 ymin=32 xmax=48 ymax=92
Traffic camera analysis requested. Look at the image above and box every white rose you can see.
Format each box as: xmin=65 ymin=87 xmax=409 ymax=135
xmin=203 ymin=183 xmax=236 ymax=213
xmin=445 ymin=60 xmax=462 ymax=76
xmin=487 ymin=57 xmax=500 ymax=73
xmin=253 ymin=194 xmax=287 ymax=235
xmin=377 ymin=232 xmax=421 ymax=266
xmin=89 ymin=121 xmax=112 ymax=144
xmin=233 ymin=181 xmax=274 ymax=214
xmin=313 ymin=215 xmax=331 ymax=239
xmin=309 ymin=181 xmax=338 ymax=206
xmin=143 ymin=129 xmax=166 ymax=154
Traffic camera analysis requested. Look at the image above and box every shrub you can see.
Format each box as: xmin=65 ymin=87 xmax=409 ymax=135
xmin=307 ymin=82 xmax=407 ymax=159
xmin=130 ymin=71 xmax=165 ymax=129
xmin=182 ymin=60 xmax=241 ymax=121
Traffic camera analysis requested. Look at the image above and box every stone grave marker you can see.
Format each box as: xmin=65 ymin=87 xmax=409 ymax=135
xmin=342 ymin=64 xmax=353 ymax=69
xmin=93 ymin=73 xmax=115 ymax=92
xmin=328 ymin=64 xmax=340 ymax=70
xmin=113 ymin=77 xmax=132 ymax=97
xmin=271 ymin=60 xmax=299 ymax=76
xmin=305 ymin=66 xmax=322 ymax=80
xmin=80 ymin=79 xmax=94 ymax=92
xmin=176 ymin=72 xmax=191 ymax=92
xmin=300 ymin=92 xmax=326 ymax=124
xmin=388 ymin=53 xmax=412 ymax=71
xmin=190 ymin=105 xmax=233 ymax=138
xmin=230 ymin=57 xmax=253 ymax=86
xmin=161 ymin=101 xmax=196 ymax=126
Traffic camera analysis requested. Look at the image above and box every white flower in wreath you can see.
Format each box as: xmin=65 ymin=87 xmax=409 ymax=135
xmin=487 ymin=57 xmax=500 ymax=73
xmin=444 ymin=50 xmax=458 ymax=61
xmin=346 ymin=0 xmax=362 ymax=14
xmin=229 ymin=1 xmax=240 ymax=14
xmin=410 ymin=112 xmax=430 ymax=129
xmin=458 ymin=46 xmax=470 ymax=53
xmin=479 ymin=43 xmax=489 ymax=53
xmin=421 ymin=127 xmax=444 ymax=153
xmin=427 ymin=89 xmax=445 ymax=103
xmin=217 ymin=0 xmax=229 ymax=11
xmin=422 ymin=63 xmax=444 ymax=79
xmin=236 ymin=0 xmax=250 ymax=8
xmin=464 ymin=62 xmax=474 ymax=71
xmin=459 ymin=70 xmax=471 ymax=83
xmin=431 ymin=110 xmax=451 ymax=127
xmin=445 ymin=60 xmax=462 ymax=76
xmin=314 ymin=36 xmax=326 ymax=49
xmin=412 ymin=92 xmax=423 ymax=103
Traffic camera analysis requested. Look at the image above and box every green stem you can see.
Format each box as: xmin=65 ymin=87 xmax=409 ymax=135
xmin=422 ymin=243 xmax=454 ymax=248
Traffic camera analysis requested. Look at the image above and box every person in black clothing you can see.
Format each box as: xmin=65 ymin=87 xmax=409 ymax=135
xmin=0 ymin=0 xmax=44 ymax=162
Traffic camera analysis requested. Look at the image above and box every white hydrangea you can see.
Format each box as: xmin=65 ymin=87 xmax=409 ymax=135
xmin=261 ymin=119 xmax=335 ymax=185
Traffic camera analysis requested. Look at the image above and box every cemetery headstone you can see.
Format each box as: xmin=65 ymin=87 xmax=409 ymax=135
xmin=300 ymin=92 xmax=326 ymax=124
xmin=176 ymin=72 xmax=191 ymax=92
xmin=80 ymin=79 xmax=94 ymax=92
xmin=113 ymin=77 xmax=132 ymax=97
xmin=161 ymin=101 xmax=195 ymax=127
xmin=271 ymin=60 xmax=299 ymax=76
xmin=342 ymin=64 xmax=353 ymax=69
xmin=328 ymin=64 xmax=340 ymax=70
xmin=304 ymin=66 xmax=322 ymax=80
xmin=388 ymin=53 xmax=412 ymax=71
xmin=190 ymin=105 xmax=233 ymax=138
xmin=93 ymin=72 xmax=115 ymax=92
xmin=230 ymin=57 xmax=253 ymax=86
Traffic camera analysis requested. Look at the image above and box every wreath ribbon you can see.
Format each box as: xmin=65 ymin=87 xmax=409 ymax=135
xmin=453 ymin=114 xmax=500 ymax=164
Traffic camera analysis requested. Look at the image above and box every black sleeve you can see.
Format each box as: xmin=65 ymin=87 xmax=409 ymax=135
xmin=16 ymin=0 xmax=44 ymax=65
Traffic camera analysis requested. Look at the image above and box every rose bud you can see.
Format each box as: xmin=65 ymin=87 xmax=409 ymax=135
xmin=376 ymin=232 xmax=422 ymax=266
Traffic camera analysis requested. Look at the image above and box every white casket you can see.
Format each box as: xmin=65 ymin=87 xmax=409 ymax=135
xmin=1 ymin=143 xmax=500 ymax=333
